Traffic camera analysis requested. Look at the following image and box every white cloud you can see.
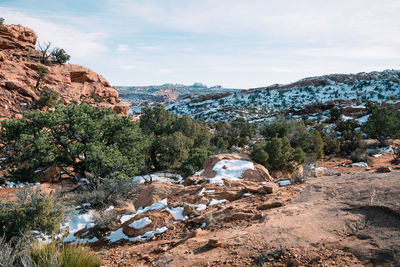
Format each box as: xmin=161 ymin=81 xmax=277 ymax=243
xmin=109 ymin=0 xmax=400 ymax=45
xmin=2 ymin=1 xmax=399 ymax=88
xmin=0 ymin=7 xmax=108 ymax=61
xmin=116 ymin=44 xmax=130 ymax=52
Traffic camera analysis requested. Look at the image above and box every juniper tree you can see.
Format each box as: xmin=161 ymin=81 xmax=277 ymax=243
xmin=0 ymin=104 xmax=149 ymax=186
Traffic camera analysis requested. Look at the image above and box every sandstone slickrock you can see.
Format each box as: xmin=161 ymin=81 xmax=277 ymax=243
xmin=0 ymin=24 xmax=130 ymax=118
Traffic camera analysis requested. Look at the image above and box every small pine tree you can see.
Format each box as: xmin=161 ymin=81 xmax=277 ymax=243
xmin=251 ymin=137 xmax=305 ymax=172
xmin=35 ymin=87 xmax=60 ymax=109
xmin=35 ymin=66 xmax=49 ymax=89
xmin=50 ymin=48 xmax=70 ymax=64
xmin=362 ymin=106 xmax=400 ymax=142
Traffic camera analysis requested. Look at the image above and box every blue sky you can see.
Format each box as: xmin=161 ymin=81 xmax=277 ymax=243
xmin=1 ymin=0 xmax=400 ymax=88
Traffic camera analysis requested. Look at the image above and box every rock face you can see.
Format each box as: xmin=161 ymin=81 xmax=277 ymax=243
xmin=0 ymin=24 xmax=130 ymax=118
xmin=135 ymin=182 xmax=184 ymax=209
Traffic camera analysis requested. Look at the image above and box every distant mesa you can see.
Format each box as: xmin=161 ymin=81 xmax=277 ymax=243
xmin=164 ymin=69 xmax=400 ymax=122
xmin=116 ymin=82 xmax=241 ymax=105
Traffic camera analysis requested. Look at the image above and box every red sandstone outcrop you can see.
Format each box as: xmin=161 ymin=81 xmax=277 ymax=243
xmin=0 ymin=23 xmax=130 ymax=118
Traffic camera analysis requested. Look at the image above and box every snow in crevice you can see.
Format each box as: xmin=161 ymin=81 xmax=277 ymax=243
xmin=209 ymin=198 xmax=227 ymax=206
xmin=106 ymin=226 xmax=168 ymax=243
xmin=166 ymin=207 xmax=187 ymax=220
xmin=133 ymin=173 xmax=183 ymax=184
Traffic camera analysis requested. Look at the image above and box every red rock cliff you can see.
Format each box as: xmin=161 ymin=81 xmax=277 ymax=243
xmin=0 ymin=24 xmax=130 ymax=118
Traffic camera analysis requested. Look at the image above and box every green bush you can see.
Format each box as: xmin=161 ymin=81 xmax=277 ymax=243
xmin=72 ymin=178 xmax=140 ymax=209
xmin=250 ymin=142 xmax=269 ymax=167
xmin=30 ymin=241 xmax=58 ymax=267
xmin=309 ymin=130 xmax=324 ymax=159
xmin=363 ymin=106 xmax=400 ymax=142
xmin=31 ymin=242 xmax=101 ymax=267
xmin=0 ymin=18 xmax=4 ymax=25
xmin=251 ymin=137 xmax=305 ymax=172
xmin=0 ymin=104 xmax=149 ymax=186
xmin=50 ymin=48 xmax=70 ymax=64
xmin=322 ymin=130 xmax=341 ymax=155
xmin=0 ymin=235 xmax=32 ymax=267
xmin=35 ymin=87 xmax=60 ymax=109
xmin=181 ymin=148 xmax=212 ymax=176
xmin=59 ymin=244 xmax=101 ymax=267
xmin=328 ymin=107 xmax=343 ymax=123
xmin=350 ymin=150 xmax=370 ymax=164
xmin=262 ymin=119 xmax=324 ymax=159
xmin=261 ymin=117 xmax=293 ymax=140
xmin=0 ymin=188 xmax=65 ymax=241
xmin=35 ymin=66 xmax=49 ymax=89
xmin=140 ymin=105 xmax=210 ymax=171
xmin=210 ymin=118 xmax=256 ymax=150
xmin=321 ymin=119 xmax=365 ymax=157
xmin=93 ymin=209 xmax=118 ymax=232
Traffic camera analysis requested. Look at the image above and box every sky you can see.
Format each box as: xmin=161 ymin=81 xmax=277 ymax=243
xmin=1 ymin=0 xmax=400 ymax=88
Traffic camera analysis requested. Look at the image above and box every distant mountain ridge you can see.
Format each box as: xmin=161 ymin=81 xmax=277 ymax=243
xmin=166 ymin=70 xmax=400 ymax=122
xmin=115 ymin=83 xmax=241 ymax=105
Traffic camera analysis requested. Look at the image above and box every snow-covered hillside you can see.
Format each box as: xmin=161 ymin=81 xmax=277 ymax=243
xmin=166 ymin=70 xmax=400 ymax=122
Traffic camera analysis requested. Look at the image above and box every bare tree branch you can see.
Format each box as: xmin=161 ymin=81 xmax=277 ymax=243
xmin=37 ymin=41 xmax=52 ymax=63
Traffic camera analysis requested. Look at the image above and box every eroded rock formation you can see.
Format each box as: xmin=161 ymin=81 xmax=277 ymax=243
xmin=0 ymin=23 xmax=130 ymax=118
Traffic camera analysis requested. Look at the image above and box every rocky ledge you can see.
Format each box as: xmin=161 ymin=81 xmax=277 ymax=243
xmin=0 ymin=23 xmax=130 ymax=118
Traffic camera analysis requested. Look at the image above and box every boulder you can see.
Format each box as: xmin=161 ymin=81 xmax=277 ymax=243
xmin=122 ymin=211 xmax=170 ymax=238
xmin=113 ymin=102 xmax=131 ymax=115
xmin=135 ymin=182 xmax=184 ymax=209
xmin=376 ymin=166 xmax=392 ymax=173
xmin=208 ymin=239 xmax=222 ymax=247
xmin=243 ymin=164 xmax=273 ymax=182
xmin=263 ymin=182 xmax=279 ymax=194
xmin=201 ymin=153 xmax=272 ymax=183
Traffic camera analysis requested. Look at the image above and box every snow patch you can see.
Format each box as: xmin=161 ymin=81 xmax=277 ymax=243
xmin=106 ymin=226 xmax=168 ymax=243
xmin=63 ymin=210 xmax=96 ymax=243
xmin=129 ymin=217 xmax=152 ymax=229
xmin=356 ymin=114 xmax=370 ymax=124
xmin=194 ymin=204 xmax=207 ymax=211
xmin=276 ymin=180 xmax=291 ymax=187
xmin=379 ymin=146 xmax=394 ymax=154
xmin=104 ymin=206 xmax=114 ymax=212
xmin=166 ymin=207 xmax=187 ymax=220
xmin=133 ymin=173 xmax=183 ymax=184
xmin=209 ymin=160 xmax=254 ymax=186
xmin=3 ymin=181 xmax=40 ymax=188
xmin=136 ymin=198 xmax=168 ymax=215
xmin=120 ymin=214 xmax=135 ymax=224
xmin=352 ymin=162 xmax=368 ymax=167
xmin=209 ymin=198 xmax=227 ymax=206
